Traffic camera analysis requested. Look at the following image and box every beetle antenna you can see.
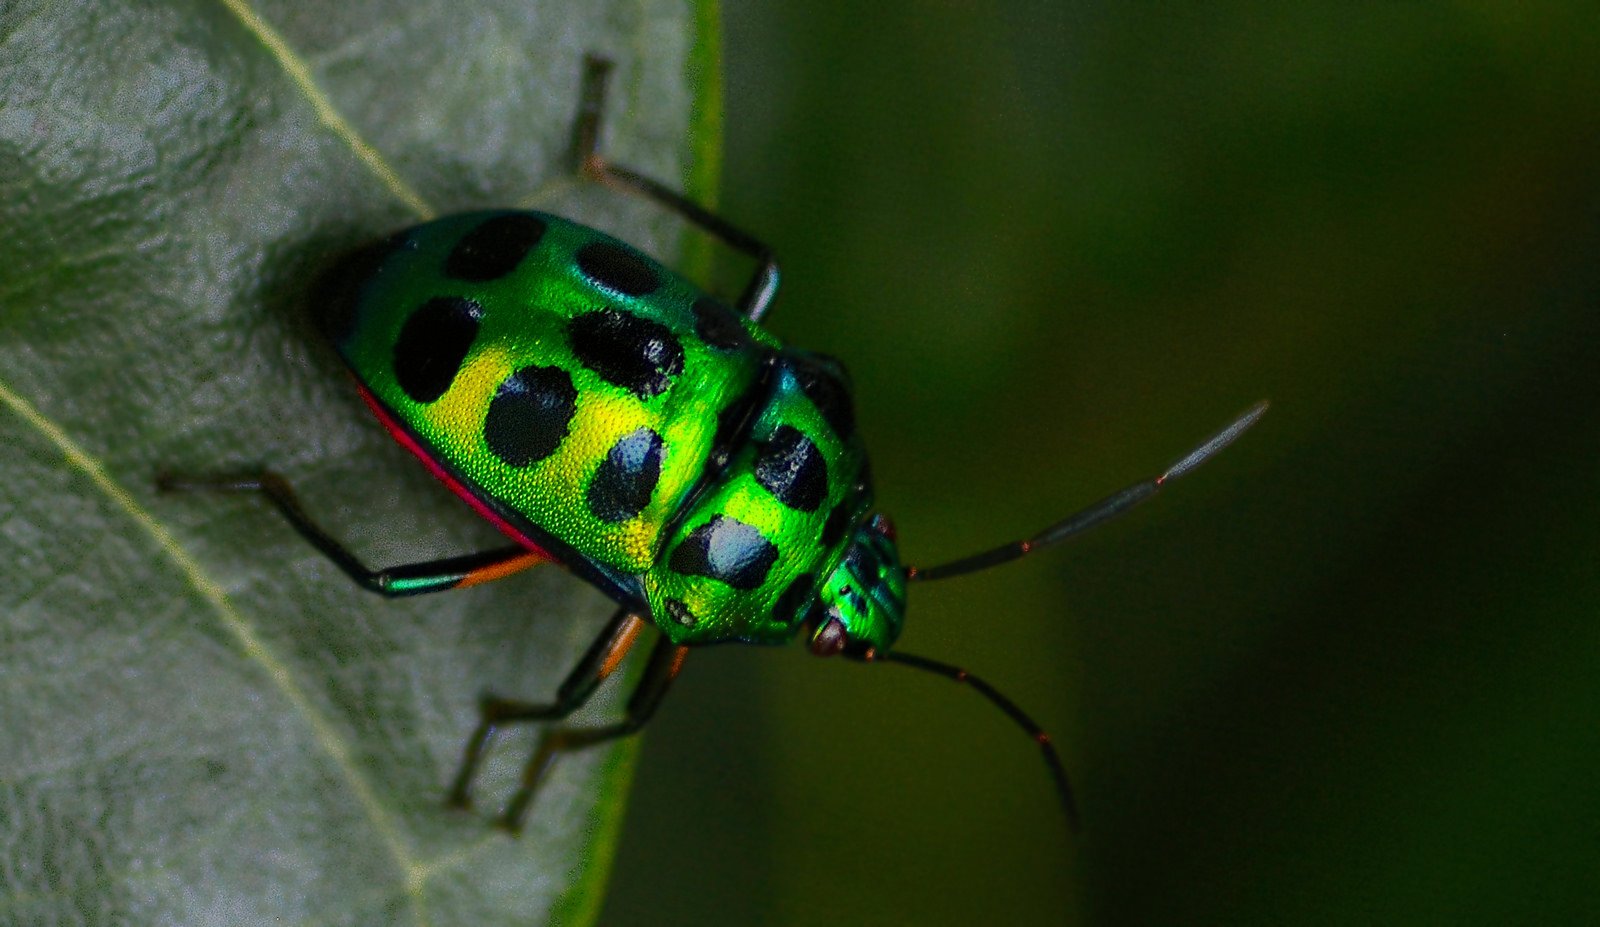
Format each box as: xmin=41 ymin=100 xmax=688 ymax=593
xmin=850 ymin=648 xmax=1079 ymax=830
xmin=907 ymin=401 xmax=1268 ymax=582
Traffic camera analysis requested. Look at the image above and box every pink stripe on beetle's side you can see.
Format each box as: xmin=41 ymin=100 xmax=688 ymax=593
xmin=355 ymin=385 xmax=557 ymax=562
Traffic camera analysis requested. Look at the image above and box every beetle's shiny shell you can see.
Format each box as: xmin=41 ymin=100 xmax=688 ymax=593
xmin=328 ymin=210 xmax=874 ymax=645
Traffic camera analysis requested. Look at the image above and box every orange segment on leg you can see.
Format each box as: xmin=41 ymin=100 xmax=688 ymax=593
xmin=597 ymin=615 xmax=646 ymax=681
xmin=458 ymin=551 xmax=551 ymax=588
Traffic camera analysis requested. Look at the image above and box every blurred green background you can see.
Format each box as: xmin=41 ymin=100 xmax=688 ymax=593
xmin=604 ymin=2 xmax=1600 ymax=925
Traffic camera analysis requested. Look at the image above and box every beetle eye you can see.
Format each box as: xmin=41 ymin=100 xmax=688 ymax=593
xmin=869 ymin=513 xmax=897 ymax=541
xmin=809 ymin=615 xmax=847 ymax=657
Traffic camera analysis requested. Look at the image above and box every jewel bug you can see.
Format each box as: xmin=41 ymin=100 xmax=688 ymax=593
xmin=161 ymin=55 xmax=1266 ymax=832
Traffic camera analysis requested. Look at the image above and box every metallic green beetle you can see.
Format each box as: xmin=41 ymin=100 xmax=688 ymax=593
xmin=324 ymin=206 xmax=900 ymax=653
xmin=164 ymin=57 xmax=1264 ymax=832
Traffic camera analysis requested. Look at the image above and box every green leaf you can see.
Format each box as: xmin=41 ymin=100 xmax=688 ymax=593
xmin=0 ymin=1 xmax=720 ymax=923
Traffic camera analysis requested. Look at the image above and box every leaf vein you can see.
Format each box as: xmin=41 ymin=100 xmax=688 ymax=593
xmin=214 ymin=0 xmax=436 ymax=220
xmin=0 ymin=377 xmax=429 ymax=925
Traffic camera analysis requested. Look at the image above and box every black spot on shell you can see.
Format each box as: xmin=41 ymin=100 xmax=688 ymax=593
xmin=774 ymin=572 xmax=818 ymax=626
xmin=754 ymin=425 xmax=828 ymax=513
xmin=844 ymin=541 xmax=891 ymax=592
xmin=665 ymin=598 xmax=696 ymax=627
xmin=576 ymin=241 xmax=660 ymax=296
xmin=393 ymin=296 xmax=483 ymax=403
xmin=586 ymin=427 xmax=664 ymax=523
xmin=668 ymin=515 xmax=779 ymax=591
xmin=566 ymin=308 xmax=685 ymax=399
xmin=795 ymin=358 xmax=855 ymax=438
xmin=821 ymin=502 xmax=852 ymax=548
xmin=845 ymin=542 xmax=875 ymax=580
xmin=483 ymin=365 xmax=577 ymax=467
xmin=317 ymin=231 xmax=412 ymax=345
xmin=444 ymin=213 xmax=546 ymax=281
xmin=692 ymin=296 xmax=750 ymax=350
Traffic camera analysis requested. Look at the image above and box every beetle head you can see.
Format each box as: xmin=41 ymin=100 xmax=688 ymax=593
xmin=806 ymin=513 xmax=906 ymax=657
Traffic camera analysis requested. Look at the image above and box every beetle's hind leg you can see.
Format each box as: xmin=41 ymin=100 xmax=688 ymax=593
xmin=573 ymin=54 xmax=781 ymax=322
xmin=446 ymin=606 xmax=660 ymax=823
xmin=157 ymin=470 xmax=546 ymax=595
xmin=492 ymin=635 xmax=687 ymax=834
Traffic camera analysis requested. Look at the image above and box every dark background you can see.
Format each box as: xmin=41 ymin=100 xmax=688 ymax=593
xmin=606 ymin=3 xmax=1600 ymax=924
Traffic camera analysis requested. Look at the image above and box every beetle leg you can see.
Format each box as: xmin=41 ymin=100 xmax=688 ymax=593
xmin=574 ymin=54 xmax=781 ymax=322
xmin=157 ymin=470 xmax=548 ymax=596
xmin=446 ymin=605 xmax=646 ymax=810
xmin=496 ymin=635 xmax=687 ymax=834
